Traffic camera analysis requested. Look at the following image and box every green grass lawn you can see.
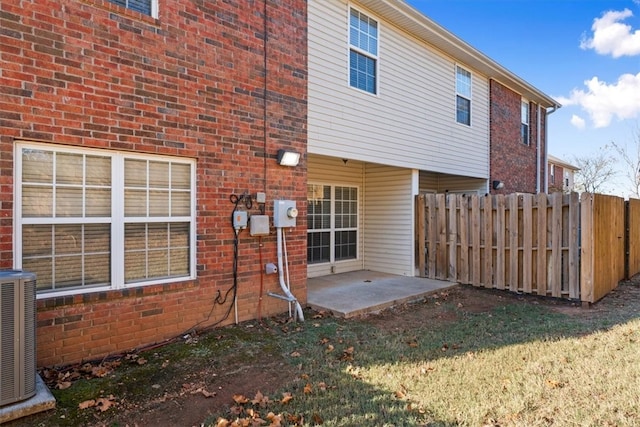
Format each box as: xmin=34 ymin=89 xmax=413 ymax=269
xmin=206 ymin=285 xmax=640 ymax=427
xmin=16 ymin=283 xmax=640 ymax=427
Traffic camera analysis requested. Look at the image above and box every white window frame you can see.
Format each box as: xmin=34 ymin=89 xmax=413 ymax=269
xmin=14 ymin=142 xmax=196 ymax=299
xmin=307 ymin=183 xmax=359 ymax=265
xmin=348 ymin=7 xmax=379 ymax=95
xmin=455 ymin=65 xmax=472 ymax=126
xmin=521 ymin=100 xmax=530 ymax=145
xmin=550 ymin=164 xmax=555 ymax=184
xmin=107 ymin=0 xmax=159 ymax=19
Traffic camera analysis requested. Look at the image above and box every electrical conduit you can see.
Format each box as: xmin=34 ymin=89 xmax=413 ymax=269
xmin=276 ymin=227 xmax=304 ymax=321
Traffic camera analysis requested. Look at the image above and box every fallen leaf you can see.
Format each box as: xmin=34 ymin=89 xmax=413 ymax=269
xmin=95 ymin=396 xmax=116 ymax=412
xmin=339 ymin=346 xmax=355 ymax=361
xmin=251 ymin=391 xmax=270 ymax=407
xmin=281 ymin=392 xmax=293 ymax=404
xmin=545 ymin=379 xmax=565 ymax=389
xmin=325 ymin=344 xmax=334 ymax=353
xmin=317 ymin=381 xmax=327 ymax=391
xmin=216 ymin=418 xmax=231 ymax=427
xmin=233 ymin=394 xmax=250 ymax=404
xmin=290 ymin=351 xmax=301 ymax=357
xmin=78 ymin=399 xmax=96 ymax=410
xmin=407 ymin=339 xmax=418 ymax=348
xmin=137 ymin=357 xmax=147 ymax=365
xmin=312 ymin=412 xmax=324 ymax=424
xmin=199 ymin=388 xmax=216 ymax=398
xmin=319 ymin=338 xmax=330 ymax=345
xmin=57 ymin=381 xmax=72 ymax=390
xmin=266 ymin=412 xmax=283 ymax=426
xmin=395 ymin=390 xmax=406 ymax=399
xmin=303 ymin=383 xmax=313 ymax=394
xmin=91 ymin=365 xmax=109 ymax=378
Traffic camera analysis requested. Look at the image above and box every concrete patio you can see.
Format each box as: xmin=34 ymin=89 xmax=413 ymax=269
xmin=307 ymin=270 xmax=456 ymax=318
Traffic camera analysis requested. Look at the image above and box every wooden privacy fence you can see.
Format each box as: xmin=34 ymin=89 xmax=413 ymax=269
xmin=416 ymin=192 xmax=632 ymax=303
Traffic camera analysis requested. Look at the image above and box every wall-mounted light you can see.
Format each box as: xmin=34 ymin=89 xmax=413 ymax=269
xmin=277 ymin=149 xmax=300 ymax=167
xmin=492 ymin=180 xmax=505 ymax=190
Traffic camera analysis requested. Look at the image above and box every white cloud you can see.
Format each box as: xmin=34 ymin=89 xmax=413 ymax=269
xmin=580 ymin=9 xmax=640 ymax=57
xmin=560 ymin=73 xmax=640 ymax=128
xmin=570 ymin=115 xmax=586 ymax=130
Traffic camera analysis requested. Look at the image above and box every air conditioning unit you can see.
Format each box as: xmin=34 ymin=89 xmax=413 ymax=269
xmin=0 ymin=270 xmax=37 ymax=407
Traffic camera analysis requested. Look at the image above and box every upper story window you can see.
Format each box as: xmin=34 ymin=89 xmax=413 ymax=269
xmin=456 ymin=66 xmax=472 ymax=125
xmin=521 ymin=100 xmax=530 ymax=145
xmin=107 ymin=0 xmax=158 ymax=18
xmin=349 ymin=8 xmax=378 ymax=94
xmin=550 ymin=164 xmax=555 ymax=184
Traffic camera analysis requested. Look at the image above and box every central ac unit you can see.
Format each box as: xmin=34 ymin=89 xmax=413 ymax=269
xmin=0 ymin=270 xmax=37 ymax=407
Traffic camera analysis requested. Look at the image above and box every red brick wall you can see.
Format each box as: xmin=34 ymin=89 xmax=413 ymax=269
xmin=0 ymin=0 xmax=307 ymax=367
xmin=489 ymin=80 xmax=546 ymax=194
xmin=548 ymin=164 xmax=566 ymax=193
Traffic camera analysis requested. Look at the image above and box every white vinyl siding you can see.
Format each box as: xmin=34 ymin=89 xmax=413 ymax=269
xmin=419 ymin=172 xmax=488 ymax=194
xmin=363 ymin=164 xmax=415 ymax=276
xmin=308 ymin=155 xmax=364 ymax=277
xmin=308 ymin=0 xmax=490 ymax=179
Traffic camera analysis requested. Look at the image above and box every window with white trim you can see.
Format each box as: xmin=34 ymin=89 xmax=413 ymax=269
xmin=307 ymin=184 xmax=358 ymax=264
xmin=107 ymin=0 xmax=158 ymax=18
xmin=521 ymin=100 xmax=530 ymax=145
xmin=16 ymin=143 xmax=195 ymax=296
xmin=456 ymin=66 xmax=472 ymax=125
xmin=349 ymin=8 xmax=378 ymax=94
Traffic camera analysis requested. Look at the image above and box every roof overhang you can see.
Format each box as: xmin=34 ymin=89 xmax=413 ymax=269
xmin=354 ymin=0 xmax=561 ymax=109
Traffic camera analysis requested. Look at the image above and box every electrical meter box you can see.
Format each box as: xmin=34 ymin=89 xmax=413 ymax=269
xmin=274 ymin=200 xmax=297 ymax=228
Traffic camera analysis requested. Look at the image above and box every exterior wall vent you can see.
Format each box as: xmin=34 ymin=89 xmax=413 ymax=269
xmin=0 ymin=271 xmax=37 ymax=407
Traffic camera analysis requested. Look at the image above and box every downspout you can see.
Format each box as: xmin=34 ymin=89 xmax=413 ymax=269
xmin=540 ymin=104 xmax=558 ymax=193
xmin=538 ymin=104 xmax=560 ymax=193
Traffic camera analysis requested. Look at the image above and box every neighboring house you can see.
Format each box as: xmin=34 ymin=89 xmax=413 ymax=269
xmin=547 ymin=155 xmax=579 ymax=193
xmin=307 ymin=1 xmax=560 ymax=279
xmin=0 ymin=0 xmax=307 ymax=367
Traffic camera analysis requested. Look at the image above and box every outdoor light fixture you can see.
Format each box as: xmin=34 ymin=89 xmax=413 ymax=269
xmin=492 ymin=180 xmax=505 ymax=190
xmin=277 ymin=149 xmax=300 ymax=167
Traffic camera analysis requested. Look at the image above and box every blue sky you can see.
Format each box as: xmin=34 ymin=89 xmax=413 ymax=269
xmin=406 ymin=0 xmax=640 ymax=195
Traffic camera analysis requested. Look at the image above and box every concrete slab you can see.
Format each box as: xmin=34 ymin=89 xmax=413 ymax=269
xmin=307 ymin=270 xmax=456 ymax=317
xmin=0 ymin=375 xmax=56 ymax=424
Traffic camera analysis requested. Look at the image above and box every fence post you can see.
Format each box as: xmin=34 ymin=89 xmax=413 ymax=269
xmin=580 ymin=193 xmax=594 ymax=303
xmin=448 ymin=194 xmax=458 ymax=281
xmin=416 ymin=194 xmax=426 ymax=278
xmin=568 ymin=192 xmax=580 ymax=299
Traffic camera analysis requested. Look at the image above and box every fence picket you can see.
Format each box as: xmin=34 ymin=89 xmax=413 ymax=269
xmin=471 ymin=195 xmax=481 ymax=286
xmin=568 ymin=192 xmax=580 ymax=299
xmin=551 ymin=192 xmax=563 ymax=297
xmin=508 ymin=195 xmax=519 ymax=292
xmin=448 ymin=194 xmax=458 ymax=281
xmin=522 ymin=194 xmax=533 ymax=293
xmin=495 ymin=195 xmax=506 ymax=289
xmin=459 ymin=195 xmax=469 ymax=284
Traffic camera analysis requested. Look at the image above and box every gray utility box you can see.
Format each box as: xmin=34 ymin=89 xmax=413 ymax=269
xmin=0 ymin=271 xmax=37 ymax=407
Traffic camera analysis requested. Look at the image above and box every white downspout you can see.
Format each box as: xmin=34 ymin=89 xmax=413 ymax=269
xmin=537 ymin=104 xmax=542 ymax=193
xmin=543 ymin=105 xmax=559 ymax=193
